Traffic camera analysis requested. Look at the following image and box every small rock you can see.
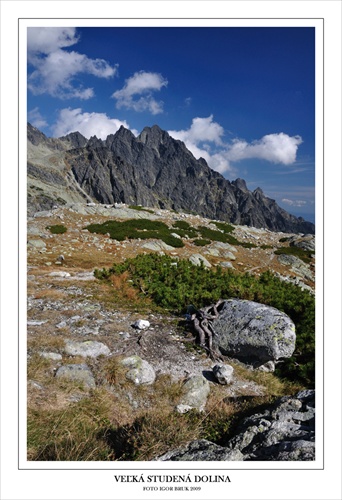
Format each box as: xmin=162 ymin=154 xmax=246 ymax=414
xmin=49 ymin=271 xmax=70 ymax=278
xmin=133 ymin=319 xmax=150 ymax=330
xmin=213 ymin=364 xmax=234 ymax=385
xmin=189 ymin=254 xmax=211 ymax=268
xmin=55 ymin=364 xmax=96 ymax=388
xmin=39 ymin=352 xmax=63 ymax=361
xmin=176 ymin=375 xmax=210 ymax=413
xmin=28 ymin=380 xmax=44 ymax=390
xmin=257 ymin=360 xmax=275 ymax=372
xmin=27 ymin=239 xmax=46 ymax=250
xmin=64 ymin=340 xmax=110 ymax=358
xmin=121 ymin=355 xmax=156 ymax=385
xmin=218 ymin=261 xmax=234 ymax=269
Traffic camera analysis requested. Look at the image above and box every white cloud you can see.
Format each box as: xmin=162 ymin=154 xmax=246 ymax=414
xmin=27 ymin=27 xmax=117 ymax=99
xmin=226 ymin=133 xmax=303 ymax=165
xmin=168 ymin=117 xmax=303 ymax=175
xmin=281 ymin=198 xmax=307 ymax=207
xmin=169 ymin=116 xmax=233 ymax=174
xmin=27 ymin=27 xmax=79 ymax=57
xmin=51 ymin=108 xmax=137 ymax=139
xmin=112 ymin=71 xmax=167 ymax=114
xmin=28 ymin=107 xmax=47 ymax=129
xmin=169 ymin=115 xmax=224 ymax=146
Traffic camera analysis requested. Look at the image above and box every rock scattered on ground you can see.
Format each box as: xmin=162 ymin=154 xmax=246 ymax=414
xmin=156 ymin=390 xmax=315 ymax=461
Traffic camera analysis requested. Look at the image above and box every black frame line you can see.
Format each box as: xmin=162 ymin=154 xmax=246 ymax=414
xmin=19 ymin=16 xmax=324 ymax=472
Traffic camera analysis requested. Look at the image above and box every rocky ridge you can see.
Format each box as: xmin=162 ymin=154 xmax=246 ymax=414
xmin=27 ymin=123 xmax=315 ymax=234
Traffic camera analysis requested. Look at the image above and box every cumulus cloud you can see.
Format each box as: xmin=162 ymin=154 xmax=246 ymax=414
xmin=169 ymin=115 xmax=224 ymax=146
xmin=27 ymin=27 xmax=117 ymax=99
xmin=168 ymin=116 xmax=303 ymax=175
xmin=112 ymin=71 xmax=167 ymax=114
xmin=169 ymin=116 xmax=233 ymax=174
xmin=51 ymin=108 xmax=136 ymax=139
xmin=226 ymin=133 xmax=303 ymax=165
xmin=27 ymin=27 xmax=79 ymax=56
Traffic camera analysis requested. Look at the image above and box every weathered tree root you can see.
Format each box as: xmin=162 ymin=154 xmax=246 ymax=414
xmin=189 ymin=299 xmax=225 ymax=361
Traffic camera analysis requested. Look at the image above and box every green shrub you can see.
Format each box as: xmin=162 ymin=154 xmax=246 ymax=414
xmin=193 ymin=238 xmax=211 ymax=247
xmin=84 ymin=219 xmax=184 ymax=248
xmin=46 ymin=224 xmax=67 ymax=234
xmin=96 ymin=254 xmax=315 ymax=386
xmin=173 ymin=220 xmax=192 ymax=230
xmin=128 ymin=205 xmax=154 ymax=214
xmin=213 ymin=221 xmax=235 ymax=233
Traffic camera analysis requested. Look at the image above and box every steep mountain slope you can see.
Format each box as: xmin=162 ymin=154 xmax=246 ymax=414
xmin=27 ymin=123 xmax=315 ymax=234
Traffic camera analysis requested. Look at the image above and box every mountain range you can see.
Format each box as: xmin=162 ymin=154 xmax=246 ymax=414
xmin=27 ymin=123 xmax=315 ymax=234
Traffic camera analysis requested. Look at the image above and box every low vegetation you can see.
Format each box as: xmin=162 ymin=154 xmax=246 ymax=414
xmin=84 ymin=218 xmax=184 ymax=248
xmin=27 ymin=363 xmax=301 ymax=461
xmin=95 ymin=254 xmax=315 ymax=386
xmin=84 ymin=218 xmax=260 ymax=249
xmin=28 ymin=211 xmax=315 ymax=462
xmin=128 ymin=205 xmax=155 ymax=214
xmin=46 ymin=224 xmax=67 ymax=234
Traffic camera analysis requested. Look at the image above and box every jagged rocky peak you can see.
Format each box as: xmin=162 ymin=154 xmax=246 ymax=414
xmin=59 ymin=131 xmax=88 ymax=149
xmin=115 ymin=125 xmax=137 ymax=141
xmin=27 ymin=122 xmax=49 ymax=146
xmin=139 ymin=124 xmax=170 ymax=145
xmin=253 ymin=187 xmax=265 ymax=197
xmin=232 ymin=178 xmax=248 ymax=192
xmin=87 ymin=135 xmax=103 ymax=148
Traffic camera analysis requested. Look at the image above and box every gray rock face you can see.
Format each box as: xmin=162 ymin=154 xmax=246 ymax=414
xmin=289 ymin=234 xmax=315 ymax=252
xmin=155 ymin=439 xmax=243 ymax=461
xmin=225 ymin=390 xmax=315 ymax=460
xmin=64 ymin=340 xmax=110 ymax=358
xmin=176 ymin=375 xmax=210 ymax=413
xmin=212 ymin=299 xmax=296 ymax=364
xmin=55 ymin=363 xmax=96 ymax=388
xmin=121 ymin=355 xmax=156 ymax=385
xmin=156 ymin=390 xmax=315 ymax=461
xmin=277 ymin=254 xmax=314 ymax=281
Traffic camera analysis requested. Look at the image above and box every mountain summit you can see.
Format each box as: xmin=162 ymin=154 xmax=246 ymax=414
xmin=27 ymin=123 xmax=314 ymax=234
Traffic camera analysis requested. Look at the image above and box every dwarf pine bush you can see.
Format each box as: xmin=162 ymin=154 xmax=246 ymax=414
xmin=96 ymin=254 xmax=315 ymax=387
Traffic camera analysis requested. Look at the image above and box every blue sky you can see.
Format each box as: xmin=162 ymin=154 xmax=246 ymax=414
xmin=27 ymin=26 xmax=315 ymax=221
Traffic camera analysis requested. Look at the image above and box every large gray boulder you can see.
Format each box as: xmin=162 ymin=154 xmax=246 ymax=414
xmin=212 ymin=299 xmax=296 ymax=364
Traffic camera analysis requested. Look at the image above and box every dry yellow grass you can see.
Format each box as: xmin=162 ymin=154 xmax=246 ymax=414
xmin=34 ymin=288 xmax=67 ymax=300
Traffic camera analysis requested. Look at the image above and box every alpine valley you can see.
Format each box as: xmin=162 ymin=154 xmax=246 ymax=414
xmin=26 ymin=122 xmax=316 ymax=462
